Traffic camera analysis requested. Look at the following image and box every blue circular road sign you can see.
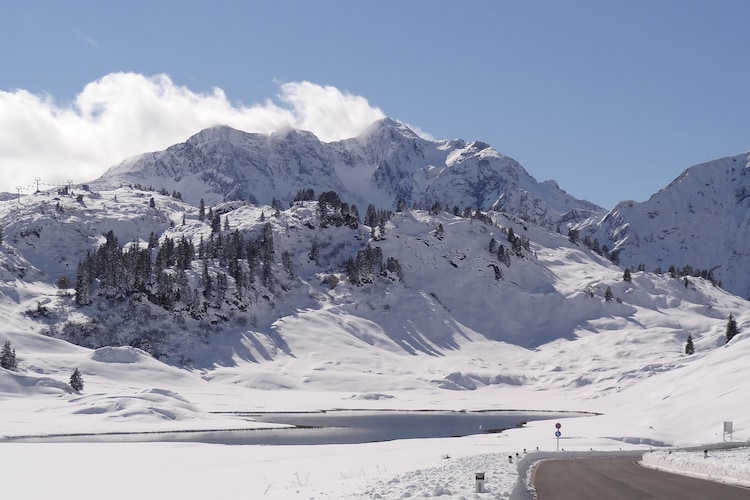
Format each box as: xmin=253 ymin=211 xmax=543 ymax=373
xmin=555 ymin=430 xmax=561 ymax=437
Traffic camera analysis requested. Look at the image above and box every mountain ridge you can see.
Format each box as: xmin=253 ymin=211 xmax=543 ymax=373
xmin=91 ymin=118 xmax=603 ymax=228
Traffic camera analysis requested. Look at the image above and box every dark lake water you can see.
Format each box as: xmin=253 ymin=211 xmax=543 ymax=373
xmin=9 ymin=410 xmax=585 ymax=445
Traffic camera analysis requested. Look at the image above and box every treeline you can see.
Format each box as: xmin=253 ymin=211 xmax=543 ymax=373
xmin=574 ymin=231 xmax=720 ymax=287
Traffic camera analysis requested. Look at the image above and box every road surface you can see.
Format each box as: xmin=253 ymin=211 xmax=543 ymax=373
xmin=534 ymin=456 xmax=750 ymax=500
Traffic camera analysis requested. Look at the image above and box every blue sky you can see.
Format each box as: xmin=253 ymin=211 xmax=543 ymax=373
xmin=2 ymin=0 xmax=749 ymax=208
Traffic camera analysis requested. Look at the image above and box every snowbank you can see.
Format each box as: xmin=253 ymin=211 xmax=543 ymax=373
xmin=642 ymin=446 xmax=750 ymax=488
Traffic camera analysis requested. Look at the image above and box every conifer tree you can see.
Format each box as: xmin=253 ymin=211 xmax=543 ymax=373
xmin=1 ymin=341 xmax=17 ymax=370
xmin=211 ymin=211 xmax=221 ymax=234
xmin=605 ymin=286 xmax=613 ymax=302
xmin=70 ymin=368 xmax=84 ymax=391
xmin=308 ymin=240 xmax=320 ymax=264
xmin=726 ymin=314 xmax=739 ymax=343
xmin=385 ymin=257 xmax=403 ymax=280
xmin=685 ymin=335 xmax=695 ymax=355
xmin=74 ymin=263 xmax=89 ymax=305
xmin=198 ymin=198 xmax=206 ymax=222
xmin=202 ymin=260 xmax=213 ymax=299
xmin=216 ymin=272 xmax=228 ymax=302
xmin=281 ymin=250 xmax=294 ymax=277
xmin=261 ymin=223 xmax=274 ymax=264
xmin=364 ymin=204 xmax=380 ymax=228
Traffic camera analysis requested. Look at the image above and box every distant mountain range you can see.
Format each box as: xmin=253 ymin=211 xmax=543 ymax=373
xmin=92 ymin=118 xmax=602 ymax=228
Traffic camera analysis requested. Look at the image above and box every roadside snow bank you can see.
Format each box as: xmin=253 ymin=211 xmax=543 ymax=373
xmin=642 ymin=447 xmax=750 ymax=487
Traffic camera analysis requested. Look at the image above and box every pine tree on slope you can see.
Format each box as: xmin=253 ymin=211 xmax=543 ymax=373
xmin=726 ymin=314 xmax=739 ymax=344
xmin=1 ymin=341 xmax=17 ymax=370
xmin=685 ymin=335 xmax=695 ymax=355
xmin=70 ymin=368 xmax=84 ymax=392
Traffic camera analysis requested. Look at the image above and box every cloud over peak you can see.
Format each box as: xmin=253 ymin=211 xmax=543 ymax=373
xmin=0 ymin=73 xmax=386 ymax=193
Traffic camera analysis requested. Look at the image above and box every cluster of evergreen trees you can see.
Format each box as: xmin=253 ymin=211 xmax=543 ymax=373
xmin=345 ymin=245 xmax=403 ymax=285
xmin=364 ymin=204 xmax=393 ymax=240
xmin=487 ymin=227 xmax=531 ymax=270
xmin=74 ymin=190 xmax=405 ymax=319
xmin=318 ymin=191 xmax=360 ymax=229
xmin=75 ymin=219 xmax=279 ymax=317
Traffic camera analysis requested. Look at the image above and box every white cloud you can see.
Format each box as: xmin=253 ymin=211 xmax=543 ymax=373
xmin=0 ymin=73 xmax=386 ymax=193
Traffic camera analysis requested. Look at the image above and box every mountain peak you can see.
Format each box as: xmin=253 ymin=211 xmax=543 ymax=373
xmin=185 ymin=124 xmax=254 ymax=146
xmin=358 ymin=117 xmax=423 ymax=142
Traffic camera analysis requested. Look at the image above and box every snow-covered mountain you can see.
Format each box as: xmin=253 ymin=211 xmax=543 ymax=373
xmin=2 ymin=133 xmax=750 ymax=498
xmin=578 ymin=152 xmax=750 ymax=298
xmin=92 ymin=119 xmax=602 ymax=228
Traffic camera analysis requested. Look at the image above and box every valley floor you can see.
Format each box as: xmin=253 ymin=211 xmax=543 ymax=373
xmin=2 ymin=384 xmax=749 ymax=500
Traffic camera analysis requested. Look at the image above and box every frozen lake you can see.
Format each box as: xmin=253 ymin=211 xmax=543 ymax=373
xmin=9 ymin=410 xmax=586 ymax=445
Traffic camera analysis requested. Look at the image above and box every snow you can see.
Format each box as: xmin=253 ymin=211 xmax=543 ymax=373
xmin=1 ymin=186 xmax=750 ymax=498
xmin=643 ymin=447 xmax=750 ymax=488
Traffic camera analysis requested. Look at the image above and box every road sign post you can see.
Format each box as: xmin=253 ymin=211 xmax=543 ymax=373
xmin=723 ymin=421 xmax=733 ymax=442
xmin=555 ymin=423 xmax=562 ymax=451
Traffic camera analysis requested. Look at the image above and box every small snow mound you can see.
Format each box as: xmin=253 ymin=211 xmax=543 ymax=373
xmin=90 ymin=346 xmax=149 ymax=364
xmin=431 ymin=484 xmax=452 ymax=496
xmin=70 ymin=389 xmax=198 ymax=421
xmin=0 ymin=370 xmax=73 ymax=396
xmin=347 ymin=393 xmax=395 ymax=401
xmin=140 ymin=388 xmax=189 ymax=403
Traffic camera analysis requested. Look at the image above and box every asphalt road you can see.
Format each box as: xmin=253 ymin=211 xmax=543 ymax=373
xmin=533 ymin=456 xmax=750 ymax=500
